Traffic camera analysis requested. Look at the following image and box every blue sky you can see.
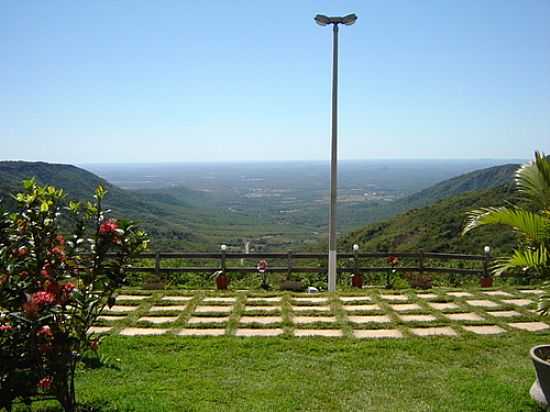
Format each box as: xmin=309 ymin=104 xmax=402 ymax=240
xmin=1 ymin=1 xmax=549 ymax=163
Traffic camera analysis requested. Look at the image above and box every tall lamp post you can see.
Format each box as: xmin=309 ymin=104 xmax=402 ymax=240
xmin=314 ymin=13 xmax=357 ymax=292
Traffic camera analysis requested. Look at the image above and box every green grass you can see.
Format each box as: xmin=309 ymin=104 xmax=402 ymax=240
xmin=18 ymin=332 xmax=549 ymax=412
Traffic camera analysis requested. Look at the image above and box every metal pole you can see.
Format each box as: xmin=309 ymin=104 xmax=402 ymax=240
xmin=328 ymin=23 xmax=339 ymax=292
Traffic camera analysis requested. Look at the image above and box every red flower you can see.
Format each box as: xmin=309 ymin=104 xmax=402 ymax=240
xmin=31 ymin=291 xmax=56 ymax=306
xmin=40 ymin=263 xmax=53 ymax=278
xmin=56 ymin=234 xmax=65 ymax=245
xmin=50 ymin=246 xmax=64 ymax=256
xmin=37 ymin=376 xmax=53 ymax=391
xmin=37 ymin=325 xmax=53 ymax=337
xmin=63 ymin=282 xmax=76 ymax=293
xmin=387 ymin=255 xmax=399 ymax=266
xmin=99 ymin=219 xmax=118 ymax=235
xmin=0 ymin=324 xmax=15 ymax=332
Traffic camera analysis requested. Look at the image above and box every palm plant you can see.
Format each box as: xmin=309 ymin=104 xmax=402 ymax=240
xmin=463 ymin=151 xmax=550 ymax=309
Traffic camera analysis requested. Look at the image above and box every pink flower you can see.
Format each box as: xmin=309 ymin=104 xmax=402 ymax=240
xmin=99 ymin=219 xmax=118 ymax=235
xmin=0 ymin=324 xmax=15 ymax=332
xmin=37 ymin=376 xmax=53 ymax=390
xmin=63 ymin=282 xmax=76 ymax=293
xmin=40 ymin=263 xmax=53 ymax=278
xmin=56 ymin=234 xmax=65 ymax=245
xmin=37 ymin=325 xmax=53 ymax=337
xmin=31 ymin=291 xmax=56 ymax=306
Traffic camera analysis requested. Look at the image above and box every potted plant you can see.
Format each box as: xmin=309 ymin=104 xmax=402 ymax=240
xmin=405 ymin=272 xmax=433 ymax=289
xmin=211 ymin=270 xmax=230 ymax=290
xmin=479 ymin=275 xmax=494 ymax=288
xmin=463 ymin=151 xmax=550 ymax=407
xmin=351 ymin=272 xmax=364 ymax=288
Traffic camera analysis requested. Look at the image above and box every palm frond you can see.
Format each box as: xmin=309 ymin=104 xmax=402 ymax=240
xmin=491 ymin=245 xmax=549 ymax=276
xmin=462 ymin=206 xmax=550 ymax=243
xmin=515 ymin=151 xmax=550 ymax=210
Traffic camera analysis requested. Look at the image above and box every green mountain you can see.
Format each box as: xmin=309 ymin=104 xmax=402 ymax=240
xmin=339 ymin=184 xmax=517 ymax=255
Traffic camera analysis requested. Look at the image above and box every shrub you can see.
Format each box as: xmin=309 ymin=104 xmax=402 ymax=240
xmin=0 ymin=179 xmax=148 ymax=411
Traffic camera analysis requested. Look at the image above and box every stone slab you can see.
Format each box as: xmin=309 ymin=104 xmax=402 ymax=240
xmin=294 ymin=329 xmax=342 ymax=337
xmin=340 ymin=296 xmax=372 ymax=302
xmin=486 ymin=310 xmax=522 ymax=318
xmin=194 ymin=305 xmax=233 ymax=313
xmin=353 ymin=329 xmax=403 ymax=339
xmin=465 ymin=300 xmax=500 ymax=308
xmin=411 ymin=327 xmax=457 ymax=337
xmin=243 ymin=306 xmax=280 ymax=312
xmin=447 ymin=292 xmax=473 ymax=298
xmin=203 ymin=297 xmax=237 ymax=303
xmin=161 ymin=296 xmax=193 ymax=302
xmin=390 ymin=303 xmax=422 ymax=312
xmin=97 ymin=315 xmax=127 ymax=322
xmin=463 ymin=325 xmax=505 ymax=335
xmin=519 ymin=289 xmax=545 ymax=295
xmin=120 ymin=328 xmax=167 ymax=336
xmin=150 ymin=305 xmax=188 ymax=312
xmin=399 ymin=314 xmax=437 ymax=322
xmin=380 ymin=294 xmax=408 ymax=302
xmin=239 ymin=316 xmax=282 ymax=324
xmin=347 ymin=315 xmax=392 ymax=324
xmin=508 ymin=322 xmax=549 ymax=332
xmin=187 ymin=316 xmax=229 ymax=324
xmin=88 ymin=326 xmax=112 ymax=334
xmin=293 ymin=316 xmax=337 ymax=324
xmin=117 ymin=295 xmax=149 ymax=301
xmin=246 ymin=297 xmax=282 ymax=302
xmin=427 ymin=302 xmax=460 ymax=311
xmin=445 ymin=312 xmax=484 ymax=321
xmin=416 ymin=293 xmax=438 ymax=300
xmin=235 ymin=328 xmax=284 ymax=337
xmin=178 ymin=328 xmax=226 ymax=336
xmin=138 ymin=316 xmax=178 ymax=324
xmin=292 ymin=297 xmax=328 ymax=304
xmin=483 ymin=291 xmax=513 ymax=297
xmin=502 ymin=299 xmax=534 ymax=307
xmin=342 ymin=304 xmax=381 ymax=312
xmin=104 ymin=305 xmax=139 ymax=312
xmin=291 ymin=305 xmax=331 ymax=312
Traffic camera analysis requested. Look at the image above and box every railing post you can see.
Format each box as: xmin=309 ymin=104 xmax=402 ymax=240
xmin=155 ymin=252 xmax=161 ymax=278
xmin=483 ymin=246 xmax=491 ymax=277
xmin=353 ymin=245 xmax=359 ymax=274
xmin=220 ymin=244 xmax=227 ymax=275
xmin=287 ymin=250 xmax=293 ymax=279
xmin=418 ymin=250 xmax=424 ymax=274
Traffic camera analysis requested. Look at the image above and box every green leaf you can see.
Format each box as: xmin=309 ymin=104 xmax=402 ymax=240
xmin=40 ymin=201 xmax=49 ymax=213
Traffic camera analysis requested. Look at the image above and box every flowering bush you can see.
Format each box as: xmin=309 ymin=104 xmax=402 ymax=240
xmin=0 ymin=179 xmax=148 ymax=411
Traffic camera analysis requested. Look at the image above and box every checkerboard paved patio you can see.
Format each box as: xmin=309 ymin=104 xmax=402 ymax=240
xmin=89 ymin=288 xmax=550 ymax=338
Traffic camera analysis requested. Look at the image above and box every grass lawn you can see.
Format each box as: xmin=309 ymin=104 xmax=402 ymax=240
xmin=19 ymin=332 xmax=549 ymax=412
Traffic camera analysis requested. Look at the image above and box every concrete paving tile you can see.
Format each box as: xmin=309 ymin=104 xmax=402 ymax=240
xmin=239 ymin=316 xmax=282 ymax=324
xmin=342 ymin=304 xmax=381 ymax=312
xmin=203 ymin=297 xmax=237 ymax=303
xmin=416 ymin=293 xmax=438 ymax=300
xmin=463 ymin=325 xmax=505 ymax=335
xmin=293 ymin=316 xmax=337 ymax=324
xmin=389 ymin=303 xmax=422 ymax=312
xmin=501 ymin=299 xmax=534 ymax=307
xmin=353 ymin=329 xmax=403 ymax=339
xmin=340 ymin=296 xmax=372 ymax=302
xmin=187 ymin=316 xmax=229 ymax=324
xmin=194 ymin=305 xmax=233 ymax=313
xmin=508 ymin=322 xmax=549 ymax=332
xmin=117 ymin=295 xmax=149 ymax=301
xmin=235 ymin=328 xmax=284 ymax=337
xmin=97 ymin=315 xmax=127 ymax=322
xmin=88 ymin=326 xmax=112 ymax=334
xmin=380 ymin=294 xmax=408 ymax=302
xmin=483 ymin=291 xmax=514 ymax=297
xmin=150 ymin=305 xmax=188 ymax=312
xmin=427 ymin=302 xmax=460 ymax=311
xmin=347 ymin=315 xmax=392 ymax=323
xmin=292 ymin=297 xmax=328 ymax=304
xmin=447 ymin=292 xmax=474 ymax=298
xmin=243 ymin=305 xmax=280 ymax=312
xmin=246 ymin=297 xmax=282 ymax=303
xmin=138 ymin=316 xmax=178 ymax=324
xmin=177 ymin=329 xmax=226 ymax=336
xmin=291 ymin=305 xmax=331 ymax=312
xmin=465 ymin=300 xmax=500 ymax=308
xmin=486 ymin=310 xmax=522 ymax=318
xmin=445 ymin=312 xmax=484 ymax=321
xmin=120 ymin=328 xmax=167 ymax=336
xmin=410 ymin=327 xmax=457 ymax=337
xmin=519 ymin=289 xmax=545 ymax=295
xmin=160 ymin=296 xmax=193 ymax=302
xmin=294 ymin=329 xmax=342 ymax=337
xmin=103 ymin=305 xmax=139 ymax=312
xmin=399 ymin=314 xmax=437 ymax=322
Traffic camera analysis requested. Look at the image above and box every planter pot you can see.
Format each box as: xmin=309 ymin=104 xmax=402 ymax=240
xmin=480 ymin=276 xmax=493 ymax=288
xmin=351 ymin=274 xmax=364 ymax=288
xmin=530 ymin=345 xmax=550 ymax=408
xmin=215 ymin=274 xmax=230 ymax=290
xmin=409 ymin=277 xmax=433 ymax=290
